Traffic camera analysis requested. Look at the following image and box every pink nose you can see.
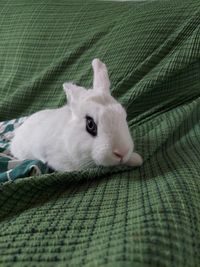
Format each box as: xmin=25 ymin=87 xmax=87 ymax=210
xmin=113 ymin=150 xmax=123 ymax=159
xmin=113 ymin=149 xmax=128 ymax=159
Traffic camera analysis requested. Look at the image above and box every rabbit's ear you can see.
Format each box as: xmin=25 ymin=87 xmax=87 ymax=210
xmin=92 ymin=58 xmax=111 ymax=94
xmin=63 ymin=82 xmax=86 ymax=104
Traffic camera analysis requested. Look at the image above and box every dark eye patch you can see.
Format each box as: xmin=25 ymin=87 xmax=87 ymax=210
xmin=86 ymin=115 xmax=97 ymax=137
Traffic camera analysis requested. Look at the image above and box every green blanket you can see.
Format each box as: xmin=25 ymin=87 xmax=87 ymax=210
xmin=0 ymin=0 xmax=200 ymax=266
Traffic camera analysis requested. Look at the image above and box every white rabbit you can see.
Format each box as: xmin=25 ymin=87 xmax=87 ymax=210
xmin=10 ymin=59 xmax=143 ymax=172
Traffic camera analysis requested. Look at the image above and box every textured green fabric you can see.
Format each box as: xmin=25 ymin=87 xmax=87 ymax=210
xmin=0 ymin=0 xmax=200 ymax=266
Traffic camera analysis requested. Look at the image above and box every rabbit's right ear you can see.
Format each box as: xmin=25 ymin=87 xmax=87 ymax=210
xmin=63 ymin=82 xmax=86 ymax=104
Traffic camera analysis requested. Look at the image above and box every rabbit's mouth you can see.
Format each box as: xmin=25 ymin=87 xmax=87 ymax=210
xmin=93 ymin=154 xmax=128 ymax=167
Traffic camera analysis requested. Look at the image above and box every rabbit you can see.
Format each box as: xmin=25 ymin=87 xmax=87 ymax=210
xmin=10 ymin=59 xmax=143 ymax=172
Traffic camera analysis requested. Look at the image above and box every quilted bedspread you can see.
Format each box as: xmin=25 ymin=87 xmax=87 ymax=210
xmin=0 ymin=0 xmax=200 ymax=266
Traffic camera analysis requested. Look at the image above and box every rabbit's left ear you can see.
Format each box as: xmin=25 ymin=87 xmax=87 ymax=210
xmin=92 ymin=58 xmax=111 ymax=94
xmin=63 ymin=82 xmax=86 ymax=104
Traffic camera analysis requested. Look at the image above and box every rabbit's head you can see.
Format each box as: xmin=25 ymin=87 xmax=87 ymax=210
xmin=63 ymin=59 xmax=142 ymax=169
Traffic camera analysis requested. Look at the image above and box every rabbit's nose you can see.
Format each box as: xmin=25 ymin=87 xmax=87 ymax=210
xmin=113 ymin=151 xmax=123 ymax=159
xmin=113 ymin=149 xmax=128 ymax=160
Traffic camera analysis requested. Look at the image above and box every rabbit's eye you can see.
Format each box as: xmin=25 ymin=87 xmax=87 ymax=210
xmin=86 ymin=115 xmax=97 ymax=137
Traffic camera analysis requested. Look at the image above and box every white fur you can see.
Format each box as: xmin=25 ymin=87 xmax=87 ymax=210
xmin=10 ymin=59 xmax=143 ymax=171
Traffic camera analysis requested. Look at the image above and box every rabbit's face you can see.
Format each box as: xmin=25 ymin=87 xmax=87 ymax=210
xmin=68 ymin=92 xmax=134 ymax=167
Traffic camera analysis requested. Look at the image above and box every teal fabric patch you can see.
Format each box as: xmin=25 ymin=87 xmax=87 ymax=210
xmin=0 ymin=118 xmax=49 ymax=183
